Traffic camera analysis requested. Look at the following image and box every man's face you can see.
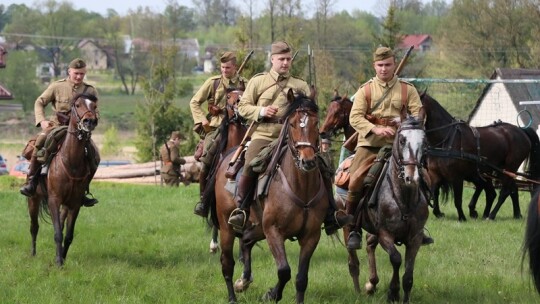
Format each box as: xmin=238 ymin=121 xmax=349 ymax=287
xmin=68 ymin=68 xmax=86 ymax=84
xmin=373 ymin=57 xmax=396 ymax=82
xmin=271 ymin=52 xmax=292 ymax=75
xmin=220 ymin=61 xmax=237 ymax=79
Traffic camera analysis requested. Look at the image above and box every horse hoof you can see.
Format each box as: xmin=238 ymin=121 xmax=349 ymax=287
xmin=514 ymin=214 xmax=523 ymax=219
xmin=470 ymin=210 xmax=478 ymax=219
xmin=365 ymin=282 xmax=376 ymax=295
xmin=434 ymin=212 xmax=445 ymax=218
xmin=209 ymin=240 xmax=219 ymax=254
xmin=234 ymin=275 xmax=253 ymax=292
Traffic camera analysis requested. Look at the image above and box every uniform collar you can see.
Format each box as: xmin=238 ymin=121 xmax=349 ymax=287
xmin=269 ymin=69 xmax=289 ymax=81
xmin=374 ymin=75 xmax=398 ymax=88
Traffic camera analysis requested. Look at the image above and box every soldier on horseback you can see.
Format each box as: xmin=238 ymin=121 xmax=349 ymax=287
xmin=226 ymin=40 xmax=353 ymax=234
xmin=20 ymin=58 xmax=99 ymax=207
xmin=345 ymin=47 xmax=434 ymax=249
xmin=191 ymin=51 xmax=248 ymax=217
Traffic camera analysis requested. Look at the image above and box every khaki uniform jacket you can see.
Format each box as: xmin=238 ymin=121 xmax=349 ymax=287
xmin=160 ymin=141 xmax=186 ymax=175
xmin=190 ymin=75 xmax=248 ymax=128
xmin=350 ymin=75 xmax=421 ymax=149
xmin=34 ymin=78 xmax=98 ymax=127
xmin=238 ymin=69 xmax=310 ymax=141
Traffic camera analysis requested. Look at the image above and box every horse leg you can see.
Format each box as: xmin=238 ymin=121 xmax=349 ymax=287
xmin=219 ymin=228 xmax=237 ymax=303
xmin=28 ymin=197 xmax=40 ymax=256
xmin=402 ymin=238 xmax=422 ymax=303
xmin=453 ymin=181 xmax=467 ymax=221
xmin=295 ymin=232 xmax=320 ymax=304
xmin=379 ymin=233 xmax=401 ymax=302
xmin=432 ymin=186 xmax=445 ymax=218
xmin=489 ymin=186 xmax=511 ymax=220
xmin=209 ymin=226 xmax=219 ymax=254
xmin=365 ymin=233 xmax=380 ymax=295
xmin=234 ymin=237 xmax=254 ymax=293
xmin=49 ymin=200 xmax=65 ymax=266
xmin=482 ymin=181 xmax=497 ymax=219
xmin=62 ymin=207 xmax=80 ymax=260
xmin=509 ymin=184 xmax=522 ymax=219
xmin=263 ymin=230 xmax=290 ymax=303
xmin=343 ymin=226 xmax=361 ymax=293
xmin=468 ymin=184 xmax=483 ymax=219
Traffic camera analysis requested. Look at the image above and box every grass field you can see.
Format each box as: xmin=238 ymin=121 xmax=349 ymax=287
xmin=0 ymin=175 xmax=538 ymax=303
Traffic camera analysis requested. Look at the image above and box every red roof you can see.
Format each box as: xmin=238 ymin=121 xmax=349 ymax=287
xmin=399 ymin=34 xmax=431 ymax=50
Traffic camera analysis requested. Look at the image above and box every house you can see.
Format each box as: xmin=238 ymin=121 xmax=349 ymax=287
xmin=77 ymin=39 xmax=111 ymax=70
xmin=130 ymin=37 xmax=200 ymax=60
xmin=399 ymin=34 xmax=432 ymax=52
xmin=468 ymin=68 xmax=540 ymax=131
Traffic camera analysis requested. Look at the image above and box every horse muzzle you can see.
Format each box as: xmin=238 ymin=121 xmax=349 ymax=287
xmin=80 ymin=118 xmax=98 ymax=132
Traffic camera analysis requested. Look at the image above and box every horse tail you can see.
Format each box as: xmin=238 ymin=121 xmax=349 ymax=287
xmin=438 ymin=179 xmax=452 ymax=204
xmin=522 ymin=127 xmax=540 ymax=180
xmin=523 ymin=187 xmax=540 ymax=294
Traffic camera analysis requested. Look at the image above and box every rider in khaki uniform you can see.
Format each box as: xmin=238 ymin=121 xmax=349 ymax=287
xmin=227 ymin=40 xmax=352 ymax=233
xmin=160 ymin=131 xmax=187 ymax=187
xmin=345 ymin=47 xmax=433 ymax=249
xmin=191 ymin=51 xmax=248 ymax=217
xmin=20 ymin=58 xmax=99 ymax=207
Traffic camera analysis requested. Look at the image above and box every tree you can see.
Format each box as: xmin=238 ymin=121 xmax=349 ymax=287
xmin=1 ymin=50 xmax=41 ymax=113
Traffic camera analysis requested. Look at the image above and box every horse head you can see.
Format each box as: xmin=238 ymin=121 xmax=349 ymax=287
xmin=71 ymin=93 xmax=98 ymax=137
xmin=319 ymin=90 xmax=352 ymax=139
xmin=284 ymin=89 xmax=319 ymax=172
xmin=225 ymin=89 xmax=246 ymax=124
xmin=395 ymin=106 xmax=426 ymax=185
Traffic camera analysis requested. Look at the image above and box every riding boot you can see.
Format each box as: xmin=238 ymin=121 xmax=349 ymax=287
xmin=346 ymin=189 xmax=365 ymax=250
xmin=82 ymin=186 xmax=99 ymax=207
xmin=322 ymin=174 xmax=353 ymax=235
xmin=227 ymin=174 xmax=258 ymax=230
xmin=20 ymin=156 xmax=40 ymax=197
xmin=193 ymin=169 xmax=209 ymax=217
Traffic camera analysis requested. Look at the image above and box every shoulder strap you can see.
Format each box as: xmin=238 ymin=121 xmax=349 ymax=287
xmin=364 ymin=83 xmax=371 ymax=114
xmin=211 ymin=78 xmax=220 ymax=102
xmin=164 ymin=142 xmax=171 ymax=161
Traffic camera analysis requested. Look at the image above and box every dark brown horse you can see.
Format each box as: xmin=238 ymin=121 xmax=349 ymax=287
xmin=523 ymin=186 xmax=540 ymax=295
xmin=361 ymin=107 xmax=429 ymax=303
xmin=421 ymin=93 xmax=540 ymax=221
xmin=210 ymin=90 xmax=327 ymax=303
xmin=27 ymin=93 xmax=99 ymax=266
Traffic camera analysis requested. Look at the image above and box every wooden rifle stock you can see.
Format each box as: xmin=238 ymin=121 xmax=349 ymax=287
xmin=229 ymin=121 xmax=258 ymax=165
xmin=395 ymin=45 xmax=413 ymax=77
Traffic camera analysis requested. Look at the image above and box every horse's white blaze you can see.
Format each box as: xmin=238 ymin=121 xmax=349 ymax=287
xmin=84 ymin=98 xmax=92 ymax=109
xmin=400 ymin=129 xmax=425 ymax=182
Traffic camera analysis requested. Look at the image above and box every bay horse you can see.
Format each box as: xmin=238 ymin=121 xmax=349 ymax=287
xmin=210 ymin=89 xmax=327 ymax=303
xmin=523 ymin=186 xmax=540 ymax=294
xmin=421 ymin=93 xmax=540 ymax=221
xmin=361 ymin=106 xmax=429 ymax=303
xmin=27 ymin=93 xmax=99 ymax=266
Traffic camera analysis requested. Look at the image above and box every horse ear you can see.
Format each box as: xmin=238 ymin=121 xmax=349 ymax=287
xmin=309 ymin=85 xmax=317 ymax=101
xmin=400 ymin=105 xmax=408 ymax=121
xmin=287 ymin=88 xmax=295 ymax=103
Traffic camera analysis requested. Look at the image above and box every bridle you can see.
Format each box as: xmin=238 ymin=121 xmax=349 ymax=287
xmin=287 ymin=107 xmax=319 ymax=168
xmin=68 ymin=98 xmax=97 ymax=141
xmin=394 ymin=122 xmax=426 ymax=180
xmin=320 ymin=98 xmax=352 ymax=139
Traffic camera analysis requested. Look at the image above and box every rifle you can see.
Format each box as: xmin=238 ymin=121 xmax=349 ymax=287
xmin=342 ymin=45 xmax=415 ymax=151
xmin=292 ymin=50 xmax=299 ymax=61
xmin=237 ymin=50 xmax=254 ymax=75
xmin=229 ymin=121 xmax=257 ymax=165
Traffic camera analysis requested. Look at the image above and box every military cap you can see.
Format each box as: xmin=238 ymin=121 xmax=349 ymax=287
xmin=170 ymin=131 xmax=182 ymax=140
xmin=220 ymin=51 xmax=236 ymax=63
xmin=68 ymin=58 xmax=86 ymax=69
xmin=271 ymin=41 xmax=291 ymax=55
xmin=373 ymin=47 xmax=395 ymax=62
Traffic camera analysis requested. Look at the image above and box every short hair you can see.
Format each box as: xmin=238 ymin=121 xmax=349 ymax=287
xmin=170 ymin=131 xmax=182 ymax=140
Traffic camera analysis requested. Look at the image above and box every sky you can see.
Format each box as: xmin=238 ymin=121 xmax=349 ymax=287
xmin=2 ymin=0 xmax=400 ymax=17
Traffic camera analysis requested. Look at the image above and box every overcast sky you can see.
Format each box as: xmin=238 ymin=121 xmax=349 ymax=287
xmin=2 ymin=0 xmax=396 ymax=17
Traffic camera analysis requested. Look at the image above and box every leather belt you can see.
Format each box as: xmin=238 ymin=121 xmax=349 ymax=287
xmin=365 ymin=115 xmax=397 ymax=127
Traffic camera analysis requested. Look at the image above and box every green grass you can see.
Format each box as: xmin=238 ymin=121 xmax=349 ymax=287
xmin=0 ymin=175 xmax=538 ymax=303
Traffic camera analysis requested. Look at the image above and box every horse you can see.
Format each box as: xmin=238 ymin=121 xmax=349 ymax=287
xmin=210 ymin=89 xmax=327 ymax=303
xmin=421 ymin=92 xmax=540 ymax=221
xmin=360 ymin=106 xmax=429 ymax=303
xmin=523 ymin=186 xmax=540 ymax=295
xmin=27 ymin=93 xmax=99 ymax=266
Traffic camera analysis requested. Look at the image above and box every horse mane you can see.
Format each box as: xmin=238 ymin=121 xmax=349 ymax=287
xmin=420 ymin=92 xmax=454 ymax=123
xmin=282 ymin=91 xmax=319 ymax=119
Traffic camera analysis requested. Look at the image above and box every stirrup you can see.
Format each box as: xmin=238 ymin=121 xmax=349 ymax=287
xmin=82 ymin=193 xmax=98 ymax=207
xmin=228 ymin=208 xmax=247 ymax=231
xmin=334 ymin=209 xmax=353 ymax=227
xmin=193 ymin=202 xmax=208 ymax=217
